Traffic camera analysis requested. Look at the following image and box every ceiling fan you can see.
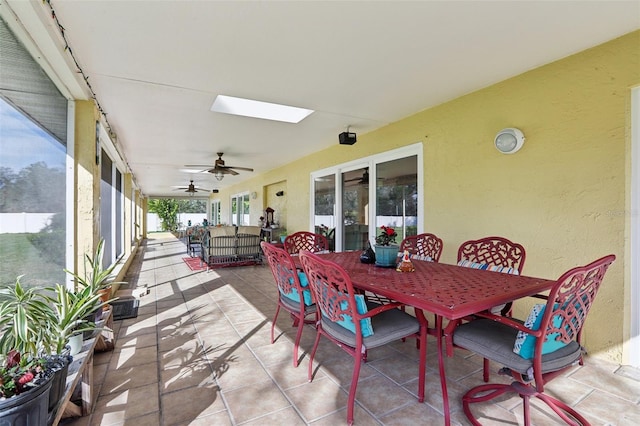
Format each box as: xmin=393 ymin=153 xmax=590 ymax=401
xmin=344 ymin=168 xmax=371 ymax=185
xmin=185 ymin=152 xmax=254 ymax=181
xmin=171 ymin=180 xmax=219 ymax=194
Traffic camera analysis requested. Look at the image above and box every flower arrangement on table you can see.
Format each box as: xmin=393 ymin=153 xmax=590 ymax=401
xmin=375 ymin=226 xmax=397 ymax=246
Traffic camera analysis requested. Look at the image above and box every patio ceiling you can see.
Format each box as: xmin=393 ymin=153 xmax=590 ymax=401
xmin=13 ymin=1 xmax=640 ymax=197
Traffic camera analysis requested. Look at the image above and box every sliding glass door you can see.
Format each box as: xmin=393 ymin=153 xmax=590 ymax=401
xmin=231 ymin=193 xmax=250 ymax=226
xmin=311 ymin=144 xmax=422 ymax=252
xmin=375 ymin=156 xmax=418 ymax=243
xmin=313 ymin=173 xmax=336 ymax=251
xmin=342 ymin=167 xmax=370 ymax=251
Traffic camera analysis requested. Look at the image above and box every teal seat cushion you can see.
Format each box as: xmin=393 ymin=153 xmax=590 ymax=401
xmin=326 ymin=294 xmax=374 ymax=337
xmin=513 ymin=303 xmax=567 ymax=359
xmin=279 ymin=271 xmax=313 ymax=306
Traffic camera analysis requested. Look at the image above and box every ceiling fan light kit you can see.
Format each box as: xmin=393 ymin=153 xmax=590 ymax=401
xmin=184 ymin=152 xmax=255 ymax=182
xmin=172 ymin=180 xmax=217 ymax=195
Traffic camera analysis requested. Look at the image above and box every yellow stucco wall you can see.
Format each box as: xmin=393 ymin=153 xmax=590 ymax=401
xmin=217 ymin=31 xmax=640 ymax=363
xmin=74 ymin=100 xmax=101 ymax=280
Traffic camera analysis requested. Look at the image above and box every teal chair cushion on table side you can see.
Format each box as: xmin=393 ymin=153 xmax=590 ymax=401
xmin=513 ymin=303 xmax=567 ymax=359
xmin=279 ymin=271 xmax=313 ymax=306
xmin=327 ymin=294 xmax=374 ymax=337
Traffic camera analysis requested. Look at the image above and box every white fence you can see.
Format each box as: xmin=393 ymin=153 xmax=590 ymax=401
xmin=0 ymin=213 xmax=55 ymax=233
xmin=146 ymin=213 xmax=207 ymax=232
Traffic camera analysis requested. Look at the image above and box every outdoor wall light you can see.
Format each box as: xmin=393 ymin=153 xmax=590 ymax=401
xmin=494 ymin=128 xmax=525 ymax=154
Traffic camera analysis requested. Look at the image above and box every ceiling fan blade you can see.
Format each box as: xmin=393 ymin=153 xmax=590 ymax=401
xmin=208 ymin=167 xmax=239 ymax=176
xmin=223 ymin=165 xmax=254 ymax=172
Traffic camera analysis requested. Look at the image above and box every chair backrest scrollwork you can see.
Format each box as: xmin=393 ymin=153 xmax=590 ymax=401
xmin=261 ymin=242 xmax=306 ymax=303
xmin=457 ymin=236 xmax=526 ymax=273
xmin=399 ymin=233 xmax=444 ymax=262
xmin=284 ymin=231 xmax=329 ymax=255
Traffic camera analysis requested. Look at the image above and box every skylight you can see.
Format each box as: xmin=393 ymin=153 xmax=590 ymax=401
xmin=210 ymin=95 xmax=313 ymax=123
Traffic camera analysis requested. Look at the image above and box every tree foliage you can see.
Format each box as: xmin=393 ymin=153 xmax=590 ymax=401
xmin=0 ymin=163 xmax=65 ymax=213
xmin=177 ymin=199 xmax=206 ymax=213
xmin=148 ymin=199 xmax=179 ymax=231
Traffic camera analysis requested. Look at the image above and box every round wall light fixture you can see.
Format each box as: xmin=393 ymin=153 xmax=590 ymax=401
xmin=494 ymin=128 xmax=525 ymax=154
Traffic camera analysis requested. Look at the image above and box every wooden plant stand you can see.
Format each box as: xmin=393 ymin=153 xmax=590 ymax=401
xmin=51 ymin=306 xmax=115 ymax=425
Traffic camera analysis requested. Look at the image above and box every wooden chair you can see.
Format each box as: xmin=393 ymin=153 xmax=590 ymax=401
xmin=299 ymin=250 xmax=427 ymax=426
xmin=452 ymin=254 xmax=615 ymax=426
xmin=261 ymin=242 xmax=317 ymax=367
xmin=399 ymin=232 xmax=444 ymax=262
xmin=283 ymin=231 xmax=329 ymax=255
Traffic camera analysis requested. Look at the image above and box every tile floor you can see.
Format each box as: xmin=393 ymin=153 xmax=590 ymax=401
xmin=61 ymin=233 xmax=640 ymax=426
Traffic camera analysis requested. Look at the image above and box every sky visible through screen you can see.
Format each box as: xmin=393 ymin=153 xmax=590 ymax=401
xmin=0 ymin=97 xmax=65 ymax=172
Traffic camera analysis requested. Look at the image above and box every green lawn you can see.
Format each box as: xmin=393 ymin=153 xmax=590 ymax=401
xmin=0 ymin=233 xmax=65 ymax=288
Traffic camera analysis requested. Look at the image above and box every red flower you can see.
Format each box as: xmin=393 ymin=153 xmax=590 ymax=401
xmin=17 ymin=372 xmax=34 ymax=386
xmin=375 ymin=226 xmax=398 ymax=246
xmin=0 ymin=351 xmax=46 ymax=398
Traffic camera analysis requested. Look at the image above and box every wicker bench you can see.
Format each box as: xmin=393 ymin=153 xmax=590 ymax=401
xmin=200 ymin=226 xmax=262 ymax=267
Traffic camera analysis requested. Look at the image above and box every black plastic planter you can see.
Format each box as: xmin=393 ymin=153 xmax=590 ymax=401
xmin=0 ymin=372 xmax=54 ymax=425
xmin=46 ymin=354 xmax=72 ymax=413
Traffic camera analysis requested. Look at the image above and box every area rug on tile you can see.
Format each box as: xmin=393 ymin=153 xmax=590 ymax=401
xmin=182 ymin=257 xmax=207 ymax=271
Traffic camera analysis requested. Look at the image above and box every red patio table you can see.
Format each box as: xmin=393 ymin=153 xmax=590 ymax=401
xmin=305 ymin=251 xmax=555 ymax=426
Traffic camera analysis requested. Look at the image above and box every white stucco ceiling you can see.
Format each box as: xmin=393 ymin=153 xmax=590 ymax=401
xmin=7 ymin=1 xmax=640 ymax=197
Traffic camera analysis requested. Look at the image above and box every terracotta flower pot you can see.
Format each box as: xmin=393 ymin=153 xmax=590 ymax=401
xmin=98 ymin=286 xmax=112 ymax=310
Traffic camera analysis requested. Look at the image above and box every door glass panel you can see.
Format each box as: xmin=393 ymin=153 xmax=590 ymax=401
xmin=313 ymin=174 xmax=336 ymax=251
xmin=211 ymin=200 xmax=221 ymax=225
xmin=342 ymin=168 xmax=369 ymax=251
xmin=376 ymin=156 xmax=418 ymax=244
xmin=241 ymin=194 xmax=250 ymax=225
xmin=231 ymin=194 xmax=250 ymax=226
xmin=231 ymin=197 xmax=238 ymax=226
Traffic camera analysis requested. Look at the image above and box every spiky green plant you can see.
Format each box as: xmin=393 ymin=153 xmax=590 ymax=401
xmin=0 ymin=276 xmax=54 ymax=357
xmin=66 ymin=238 xmax=124 ymax=294
xmin=45 ymin=283 xmax=107 ymax=354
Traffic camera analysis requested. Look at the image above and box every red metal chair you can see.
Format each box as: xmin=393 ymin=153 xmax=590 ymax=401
xmin=399 ymin=232 xmax=444 ymax=262
xmin=261 ymin=242 xmax=317 ymax=367
xmin=299 ymin=250 xmax=427 ymax=426
xmin=457 ymin=236 xmax=526 ymax=276
xmin=452 ymin=236 xmax=527 ymax=380
xmin=452 ymin=254 xmax=615 ymax=426
xmin=283 ymin=231 xmax=329 ymax=255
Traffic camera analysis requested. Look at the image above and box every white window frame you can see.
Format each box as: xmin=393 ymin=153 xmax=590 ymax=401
xmin=310 ymin=143 xmax=423 ymax=251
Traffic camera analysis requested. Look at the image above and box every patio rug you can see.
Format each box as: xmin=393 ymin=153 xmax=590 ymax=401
xmin=182 ymin=257 xmax=207 ymax=271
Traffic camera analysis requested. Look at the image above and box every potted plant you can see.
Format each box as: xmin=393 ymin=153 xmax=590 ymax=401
xmin=0 ymin=276 xmax=54 ymax=356
xmin=0 ymin=275 xmax=106 ymax=419
xmin=0 ymin=278 xmax=60 ymax=421
xmin=0 ymin=350 xmax=55 ymax=424
xmin=66 ymin=238 xmax=121 ymax=316
xmin=374 ymin=225 xmax=399 ymax=267
xmin=45 ymin=283 xmax=106 ymax=356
